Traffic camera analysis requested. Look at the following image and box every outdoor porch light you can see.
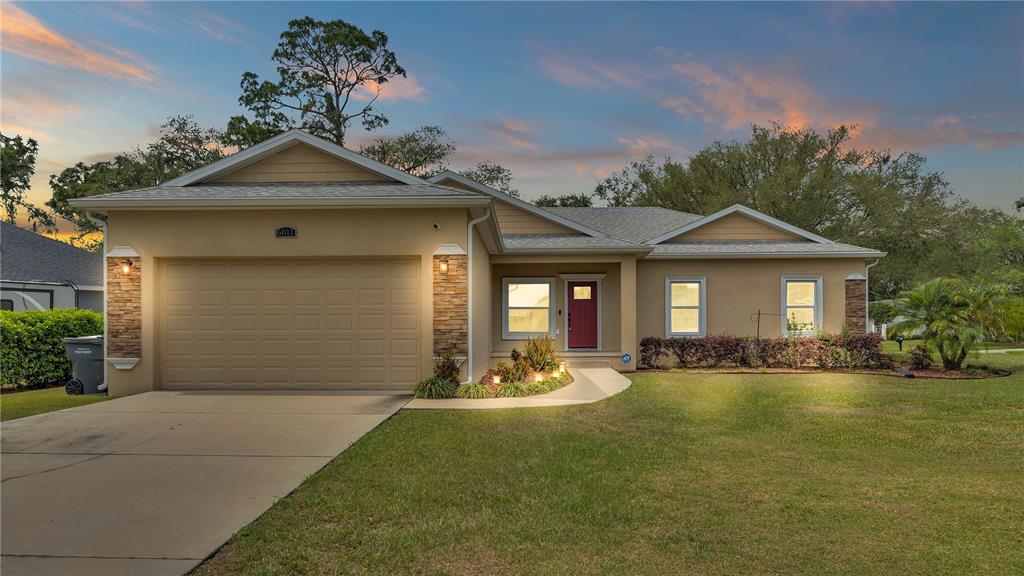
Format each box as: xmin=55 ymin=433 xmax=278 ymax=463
xmin=439 ymin=258 xmax=449 ymax=273
xmin=121 ymin=260 xmax=133 ymax=274
xmin=492 ymin=375 xmax=501 ymax=385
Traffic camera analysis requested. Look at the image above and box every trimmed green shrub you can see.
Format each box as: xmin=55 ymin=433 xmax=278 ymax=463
xmin=413 ymin=377 xmax=456 ymax=399
xmin=0 ymin=309 xmax=104 ymax=389
xmin=496 ymin=380 xmax=528 ymax=398
xmin=526 ymin=380 xmax=548 ymax=395
xmin=907 ymin=344 xmax=933 ymax=370
xmin=523 ymin=335 xmax=557 ymax=372
xmin=457 ymin=381 xmax=492 ymax=399
xmin=433 ymin=351 xmax=461 ymax=385
xmin=638 ymin=333 xmax=885 ymax=370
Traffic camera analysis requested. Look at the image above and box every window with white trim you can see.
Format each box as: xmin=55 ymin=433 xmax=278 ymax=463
xmin=782 ymin=276 xmax=822 ymax=336
xmin=665 ymin=277 xmax=706 ymax=337
xmin=502 ymin=278 xmax=555 ymax=339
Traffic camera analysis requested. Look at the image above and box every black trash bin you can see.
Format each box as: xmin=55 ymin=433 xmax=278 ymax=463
xmin=62 ymin=335 xmax=105 ymax=395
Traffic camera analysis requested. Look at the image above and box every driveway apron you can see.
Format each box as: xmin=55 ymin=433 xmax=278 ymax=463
xmin=1 ymin=390 xmax=409 ymax=576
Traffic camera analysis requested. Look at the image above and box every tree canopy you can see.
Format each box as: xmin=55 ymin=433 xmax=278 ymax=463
xmin=48 ymin=116 xmax=224 ymax=233
xmin=535 ymin=193 xmax=593 ymax=207
xmin=358 ymin=125 xmax=455 ymax=177
xmin=460 ymin=161 xmax=519 ymax=197
xmin=1 ymin=132 xmax=54 ymax=231
xmin=590 ymin=123 xmax=1022 ymax=299
xmin=225 ymin=17 xmax=405 ymax=147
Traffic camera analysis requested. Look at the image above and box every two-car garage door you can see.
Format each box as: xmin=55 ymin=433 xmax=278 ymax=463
xmin=159 ymin=259 xmax=421 ymax=390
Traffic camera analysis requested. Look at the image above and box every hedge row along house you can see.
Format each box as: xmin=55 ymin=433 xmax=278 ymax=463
xmin=71 ymin=129 xmax=885 ymax=395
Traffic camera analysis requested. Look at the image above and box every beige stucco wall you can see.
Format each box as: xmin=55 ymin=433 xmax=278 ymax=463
xmin=104 ymin=208 xmax=471 ymax=395
xmin=636 ymin=258 xmax=868 ymax=340
xmin=470 ymin=226 xmax=492 ymax=381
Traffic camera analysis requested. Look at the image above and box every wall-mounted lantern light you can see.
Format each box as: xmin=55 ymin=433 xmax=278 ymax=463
xmin=121 ymin=260 xmax=134 ymax=274
xmin=439 ymin=257 xmax=449 ymax=273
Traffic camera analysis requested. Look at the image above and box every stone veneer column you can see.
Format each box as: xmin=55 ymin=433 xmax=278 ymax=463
xmin=107 ymin=255 xmax=142 ymax=358
xmin=844 ymin=273 xmax=867 ymax=334
xmin=432 ymin=253 xmax=468 ymax=356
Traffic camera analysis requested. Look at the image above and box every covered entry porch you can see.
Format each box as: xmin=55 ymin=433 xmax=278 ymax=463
xmin=488 ymin=254 xmax=638 ymax=372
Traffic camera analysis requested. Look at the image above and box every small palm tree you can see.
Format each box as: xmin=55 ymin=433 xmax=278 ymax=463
xmin=890 ymin=278 xmax=986 ymax=370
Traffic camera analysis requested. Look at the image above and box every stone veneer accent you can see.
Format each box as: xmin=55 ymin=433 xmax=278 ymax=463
xmin=107 ymin=256 xmax=142 ymax=357
xmin=844 ymin=276 xmax=867 ymax=334
xmin=432 ymin=254 xmax=468 ymax=356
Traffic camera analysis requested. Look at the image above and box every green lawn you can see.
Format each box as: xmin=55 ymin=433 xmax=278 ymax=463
xmin=196 ymin=353 xmax=1023 ymax=576
xmin=882 ymin=339 xmax=1024 ymax=355
xmin=0 ymin=387 xmax=110 ymax=421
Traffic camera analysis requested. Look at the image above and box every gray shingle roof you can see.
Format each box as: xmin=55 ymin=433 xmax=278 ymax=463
xmin=648 ymin=240 xmax=885 ymax=258
xmin=501 ymin=235 xmax=649 ymax=253
xmin=80 ymin=181 xmax=477 ymax=202
xmin=0 ymin=222 xmax=102 ymax=285
xmin=543 ymin=207 xmax=701 ymax=244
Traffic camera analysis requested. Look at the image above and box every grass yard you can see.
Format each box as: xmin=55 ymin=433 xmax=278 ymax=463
xmin=0 ymin=387 xmax=110 ymax=421
xmin=196 ymin=353 xmax=1023 ymax=576
xmin=882 ymin=339 xmax=1024 ymax=354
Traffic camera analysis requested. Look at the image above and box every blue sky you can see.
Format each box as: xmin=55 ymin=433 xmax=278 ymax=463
xmin=3 ymin=1 xmax=1022 ymax=234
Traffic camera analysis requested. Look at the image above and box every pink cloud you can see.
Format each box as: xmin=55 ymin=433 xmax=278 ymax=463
xmin=471 ymin=116 xmax=540 ymax=150
xmin=0 ymin=3 xmax=155 ymax=83
xmin=354 ymin=74 xmax=427 ymax=102
xmin=662 ymin=55 xmax=1020 ymax=152
xmin=538 ymin=49 xmax=649 ymax=92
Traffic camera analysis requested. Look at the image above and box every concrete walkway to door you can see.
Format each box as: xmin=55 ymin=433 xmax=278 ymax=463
xmin=0 ymin=390 xmax=409 ymax=576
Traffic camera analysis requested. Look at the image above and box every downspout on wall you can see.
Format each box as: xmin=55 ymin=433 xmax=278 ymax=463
xmin=85 ymin=214 xmax=108 ymax=393
xmin=464 ymin=207 xmax=492 ymax=384
xmin=865 ymin=258 xmax=880 ymax=333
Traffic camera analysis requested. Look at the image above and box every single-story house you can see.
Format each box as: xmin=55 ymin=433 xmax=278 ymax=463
xmin=72 ymin=129 xmax=885 ymax=396
xmin=0 ymin=221 xmax=103 ymax=312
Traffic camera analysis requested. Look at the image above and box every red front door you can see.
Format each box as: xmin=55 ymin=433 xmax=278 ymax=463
xmin=567 ymin=281 xmax=598 ymax=349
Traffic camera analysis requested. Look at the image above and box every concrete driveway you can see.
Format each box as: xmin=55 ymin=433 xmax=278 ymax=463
xmin=1 ymin=390 xmax=409 ymax=576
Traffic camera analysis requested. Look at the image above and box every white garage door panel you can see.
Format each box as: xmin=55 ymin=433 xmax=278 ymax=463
xmin=160 ymin=259 xmax=421 ymax=390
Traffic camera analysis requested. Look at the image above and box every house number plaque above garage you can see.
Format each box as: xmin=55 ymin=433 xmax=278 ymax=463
xmin=275 ymin=226 xmax=297 ymax=238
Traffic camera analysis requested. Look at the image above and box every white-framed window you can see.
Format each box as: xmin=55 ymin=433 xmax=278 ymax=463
xmin=781 ymin=276 xmax=822 ymax=336
xmin=665 ymin=277 xmax=706 ymax=337
xmin=502 ymin=277 xmax=555 ymax=340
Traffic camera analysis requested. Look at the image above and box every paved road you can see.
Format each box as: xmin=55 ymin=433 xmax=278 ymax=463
xmin=1 ymin=390 xmax=409 ymax=576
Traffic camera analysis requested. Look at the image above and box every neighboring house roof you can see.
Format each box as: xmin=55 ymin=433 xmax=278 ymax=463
xmin=647 ymin=240 xmax=886 ymax=259
xmin=501 ymin=234 xmax=650 ymax=254
xmin=163 ymin=129 xmax=430 ymax=187
xmin=427 ymin=171 xmax=606 ymax=238
xmin=544 ymin=207 xmax=702 ymax=244
xmin=647 ymin=204 xmax=833 ymax=245
xmin=0 ymin=222 xmax=103 ymax=287
xmin=72 ymin=182 xmax=489 ymax=209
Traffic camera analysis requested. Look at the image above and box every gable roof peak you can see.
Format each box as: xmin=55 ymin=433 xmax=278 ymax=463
xmin=646 ymin=203 xmax=833 ymax=245
xmin=162 ymin=129 xmax=431 ymax=187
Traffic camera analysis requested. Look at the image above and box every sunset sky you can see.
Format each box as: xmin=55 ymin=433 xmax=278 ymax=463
xmin=2 ymin=1 xmax=1022 ymax=235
